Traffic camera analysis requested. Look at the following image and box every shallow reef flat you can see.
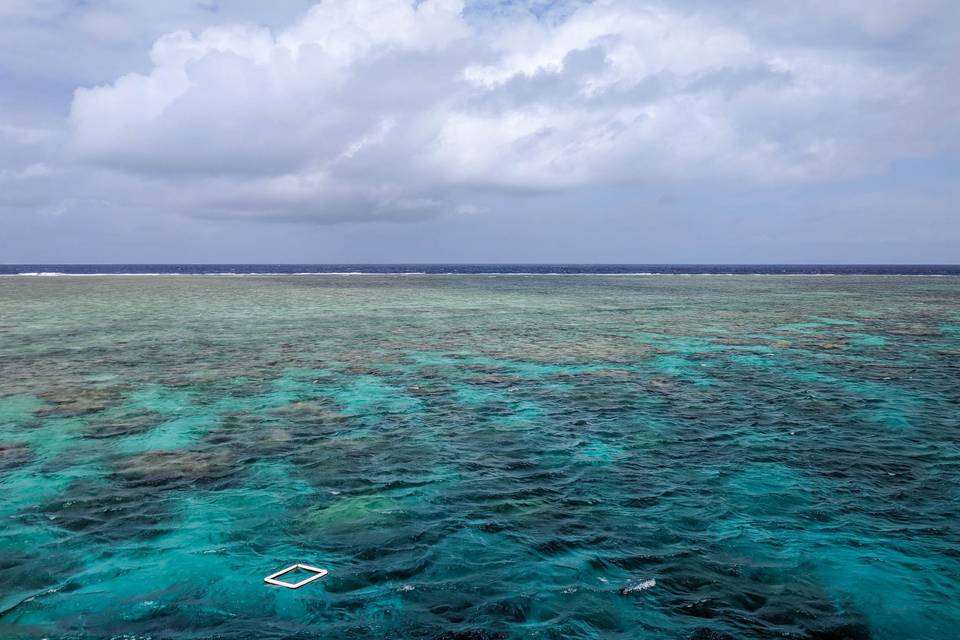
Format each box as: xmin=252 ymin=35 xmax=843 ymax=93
xmin=0 ymin=275 xmax=958 ymax=639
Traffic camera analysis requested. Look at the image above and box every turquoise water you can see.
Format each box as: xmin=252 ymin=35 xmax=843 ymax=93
xmin=0 ymin=275 xmax=958 ymax=639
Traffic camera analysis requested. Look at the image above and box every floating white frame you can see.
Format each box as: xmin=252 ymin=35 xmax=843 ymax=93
xmin=263 ymin=564 xmax=329 ymax=589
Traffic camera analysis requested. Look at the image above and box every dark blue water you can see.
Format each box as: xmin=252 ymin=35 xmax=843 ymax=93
xmin=2 ymin=264 xmax=960 ymax=275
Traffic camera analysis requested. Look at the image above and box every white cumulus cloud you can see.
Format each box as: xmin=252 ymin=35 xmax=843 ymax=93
xmin=6 ymin=0 xmax=956 ymax=223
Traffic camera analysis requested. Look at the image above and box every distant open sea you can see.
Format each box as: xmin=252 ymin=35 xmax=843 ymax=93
xmin=1 ymin=270 xmax=958 ymax=639
xmin=2 ymin=263 xmax=960 ymax=276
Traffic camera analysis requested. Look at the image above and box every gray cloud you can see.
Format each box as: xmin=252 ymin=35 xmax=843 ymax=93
xmin=0 ymin=0 xmax=958 ymax=261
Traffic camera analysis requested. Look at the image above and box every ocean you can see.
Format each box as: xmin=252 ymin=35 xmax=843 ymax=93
xmin=0 ymin=270 xmax=958 ymax=638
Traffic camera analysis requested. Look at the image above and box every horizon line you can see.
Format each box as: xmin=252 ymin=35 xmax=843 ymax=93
xmin=4 ymin=262 xmax=960 ymax=267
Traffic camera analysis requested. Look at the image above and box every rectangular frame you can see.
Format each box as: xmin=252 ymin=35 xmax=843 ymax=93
xmin=264 ymin=564 xmax=329 ymax=589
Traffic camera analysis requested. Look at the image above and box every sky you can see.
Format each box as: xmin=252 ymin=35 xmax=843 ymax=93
xmin=0 ymin=0 xmax=958 ymax=264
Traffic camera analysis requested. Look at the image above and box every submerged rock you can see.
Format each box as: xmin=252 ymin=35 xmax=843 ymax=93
xmin=642 ymin=376 xmax=676 ymax=395
xmin=0 ymin=549 xmax=79 ymax=610
xmin=83 ymin=411 xmax=163 ymax=439
xmin=263 ymin=427 xmax=293 ymax=444
xmin=407 ymin=384 xmax=454 ymax=397
xmin=887 ymin=324 xmax=943 ymax=338
xmin=589 ymin=368 xmax=633 ymax=379
xmin=269 ymin=401 xmax=348 ymax=424
xmin=113 ymin=449 xmax=236 ymax=489
xmin=459 ymin=364 xmax=506 ymax=375
xmin=713 ymin=337 xmax=752 ymax=346
xmin=35 ymin=386 xmax=119 ymax=417
xmin=817 ymin=341 xmax=847 ymax=351
xmin=342 ymin=366 xmax=383 ymax=376
xmin=465 ymin=375 xmax=521 ymax=388
xmin=297 ymin=494 xmax=405 ymax=532
xmin=39 ymin=480 xmax=171 ymax=541
xmin=0 ymin=442 xmax=32 ymax=471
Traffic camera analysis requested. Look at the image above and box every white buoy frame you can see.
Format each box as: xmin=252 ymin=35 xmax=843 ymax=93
xmin=264 ymin=564 xmax=329 ymax=589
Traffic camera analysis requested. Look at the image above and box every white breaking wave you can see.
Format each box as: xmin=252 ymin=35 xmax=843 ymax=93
xmin=621 ymin=579 xmax=656 ymax=594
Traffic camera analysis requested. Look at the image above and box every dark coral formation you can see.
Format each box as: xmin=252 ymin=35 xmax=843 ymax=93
xmin=35 ymin=386 xmax=119 ymax=417
xmin=111 ymin=449 xmax=238 ymax=489
xmin=0 ymin=442 xmax=32 ymax=472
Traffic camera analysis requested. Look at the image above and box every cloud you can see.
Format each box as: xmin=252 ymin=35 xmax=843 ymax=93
xmin=3 ymin=0 xmax=959 ymax=224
